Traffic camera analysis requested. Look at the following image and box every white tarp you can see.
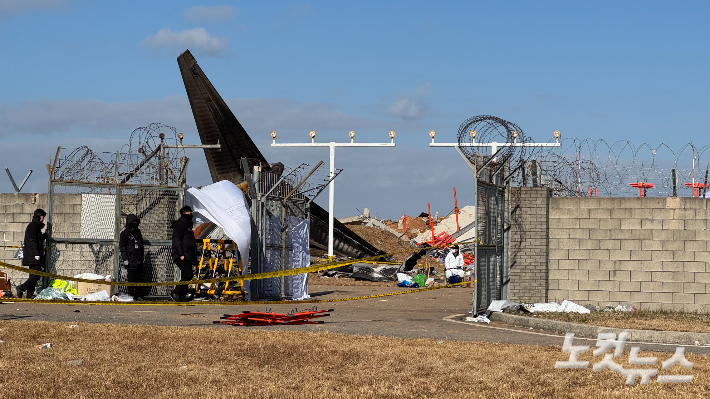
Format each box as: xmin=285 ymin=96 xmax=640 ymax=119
xmin=527 ymin=300 xmax=590 ymax=314
xmin=290 ymin=218 xmax=310 ymax=300
xmin=186 ymin=180 xmax=251 ymax=264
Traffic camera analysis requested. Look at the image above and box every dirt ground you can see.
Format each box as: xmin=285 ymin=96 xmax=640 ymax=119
xmin=1 ymin=320 xmax=708 ymax=399
xmin=518 ymin=310 xmax=710 ymax=333
xmin=382 ymin=215 xmax=433 ymax=239
xmin=346 ymin=225 xmax=417 ymax=262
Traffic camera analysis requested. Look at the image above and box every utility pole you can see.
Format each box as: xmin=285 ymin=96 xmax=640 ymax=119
xmin=272 ymin=130 xmax=395 ymax=259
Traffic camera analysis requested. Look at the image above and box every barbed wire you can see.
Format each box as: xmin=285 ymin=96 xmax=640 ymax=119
xmin=525 ymin=138 xmax=710 ymax=197
xmin=54 ymin=123 xmax=186 ymax=186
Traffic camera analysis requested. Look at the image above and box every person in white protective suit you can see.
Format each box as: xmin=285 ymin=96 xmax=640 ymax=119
xmin=444 ymin=245 xmax=465 ymax=284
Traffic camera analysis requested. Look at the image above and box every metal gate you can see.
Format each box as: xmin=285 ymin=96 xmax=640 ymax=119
xmin=475 ymin=181 xmax=507 ymax=312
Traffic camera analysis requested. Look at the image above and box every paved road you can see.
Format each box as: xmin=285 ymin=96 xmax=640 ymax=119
xmin=2 ymin=285 xmax=708 ymax=355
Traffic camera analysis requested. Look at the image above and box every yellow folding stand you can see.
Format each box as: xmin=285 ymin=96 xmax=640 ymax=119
xmin=195 ymin=239 xmax=246 ymax=300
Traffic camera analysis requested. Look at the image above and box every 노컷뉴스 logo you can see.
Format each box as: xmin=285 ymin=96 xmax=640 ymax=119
xmin=555 ymin=333 xmax=693 ymax=385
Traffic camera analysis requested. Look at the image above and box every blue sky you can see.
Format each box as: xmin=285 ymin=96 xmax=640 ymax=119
xmin=1 ymin=1 xmax=709 ymax=218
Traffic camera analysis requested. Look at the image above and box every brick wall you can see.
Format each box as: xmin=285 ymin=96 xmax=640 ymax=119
xmin=508 ymin=187 xmax=551 ymax=303
xmin=0 ymin=193 xmax=81 ymax=289
xmin=547 ymin=197 xmax=710 ymax=311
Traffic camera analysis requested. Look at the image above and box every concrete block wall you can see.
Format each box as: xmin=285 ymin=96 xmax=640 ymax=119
xmin=547 ymin=196 xmax=710 ymax=311
xmin=0 ymin=193 xmax=81 ymax=289
xmin=509 ymin=187 xmax=551 ymax=303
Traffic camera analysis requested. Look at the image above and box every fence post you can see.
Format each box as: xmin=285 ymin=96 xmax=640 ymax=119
xmin=113 ymin=151 xmax=122 ymax=287
xmin=672 ymin=168 xmax=677 ymax=197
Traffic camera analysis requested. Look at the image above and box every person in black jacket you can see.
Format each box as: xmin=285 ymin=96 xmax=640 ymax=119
xmin=119 ymin=214 xmax=144 ymax=300
xmin=16 ymin=209 xmax=48 ymax=299
xmin=171 ymin=206 xmax=197 ymax=301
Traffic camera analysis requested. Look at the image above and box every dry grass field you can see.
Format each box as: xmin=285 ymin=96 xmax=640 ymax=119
xmin=524 ymin=310 xmax=710 ymax=333
xmin=0 ymin=320 xmax=709 ymax=398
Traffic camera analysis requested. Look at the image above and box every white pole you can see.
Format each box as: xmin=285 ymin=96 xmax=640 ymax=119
xmin=328 ymin=142 xmax=335 ymax=259
xmin=271 ymin=133 xmax=395 ymax=260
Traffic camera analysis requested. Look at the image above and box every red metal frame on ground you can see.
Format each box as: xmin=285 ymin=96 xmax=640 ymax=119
xmin=216 ymin=309 xmax=333 ymax=326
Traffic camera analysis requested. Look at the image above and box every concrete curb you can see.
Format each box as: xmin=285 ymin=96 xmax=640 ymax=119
xmin=489 ymin=312 xmax=710 ymax=346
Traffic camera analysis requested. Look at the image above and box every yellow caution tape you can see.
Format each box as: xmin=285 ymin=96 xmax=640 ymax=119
xmin=0 ymin=281 xmax=475 ymax=306
xmin=0 ymin=238 xmax=479 ymax=287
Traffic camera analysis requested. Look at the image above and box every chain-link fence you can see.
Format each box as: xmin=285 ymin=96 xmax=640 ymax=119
xmin=47 ymin=182 xmax=182 ymax=296
xmin=45 ymin=124 xmax=187 ymax=296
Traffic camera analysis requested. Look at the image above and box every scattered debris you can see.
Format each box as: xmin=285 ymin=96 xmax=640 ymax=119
xmin=613 ymin=304 xmax=638 ymax=313
xmin=82 ymin=291 xmax=110 ymax=302
xmin=487 ymin=300 xmax=521 ymax=313
xmin=35 ymin=343 xmax=52 ymax=350
xmin=35 ymin=288 xmax=70 ymax=301
xmin=466 ymin=315 xmax=491 ymax=324
xmin=111 ymin=293 xmax=134 ymax=302
xmin=67 ymin=359 xmax=83 ymax=366
xmin=396 ymin=273 xmax=413 ymax=284
xmin=69 ymin=325 xmax=79 ymax=329
xmin=351 ymin=263 xmax=400 ymax=282
xmin=414 ymin=205 xmax=476 ymax=244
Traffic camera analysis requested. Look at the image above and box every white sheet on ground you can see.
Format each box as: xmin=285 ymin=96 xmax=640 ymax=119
xmin=82 ymin=290 xmax=110 ymax=302
xmin=465 ymin=315 xmax=491 ymax=324
xmin=186 ymin=180 xmax=251 ymax=264
xmin=527 ymin=300 xmax=590 ymax=314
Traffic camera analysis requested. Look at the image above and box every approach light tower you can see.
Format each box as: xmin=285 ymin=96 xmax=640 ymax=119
xmin=428 ymin=128 xmax=561 ymax=315
xmin=271 ymin=130 xmax=396 ymax=259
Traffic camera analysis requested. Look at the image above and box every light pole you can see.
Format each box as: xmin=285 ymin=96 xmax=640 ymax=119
xmin=428 ymin=129 xmax=561 ymax=315
xmin=271 ymin=130 xmax=396 ymax=259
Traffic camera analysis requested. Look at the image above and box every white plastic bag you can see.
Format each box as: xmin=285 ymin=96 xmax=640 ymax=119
xmin=111 ymin=293 xmax=134 ymax=302
xmin=396 ymin=273 xmax=413 ymax=284
xmin=83 ymin=290 xmax=110 ymax=302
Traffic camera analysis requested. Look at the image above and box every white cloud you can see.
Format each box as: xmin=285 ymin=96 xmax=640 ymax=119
xmin=0 ymin=0 xmax=68 ymax=19
xmin=143 ymin=27 xmax=229 ymax=57
xmin=184 ymin=5 xmax=238 ymax=22
xmin=388 ymin=83 xmax=432 ymax=120
xmin=389 ymin=98 xmax=422 ymax=120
